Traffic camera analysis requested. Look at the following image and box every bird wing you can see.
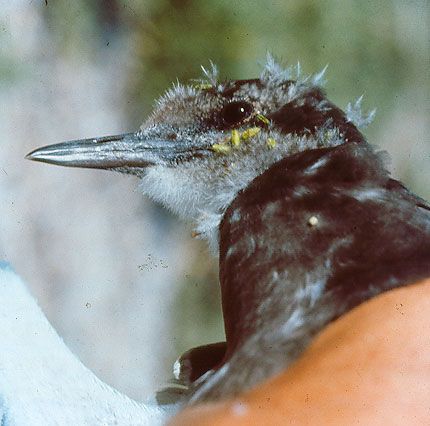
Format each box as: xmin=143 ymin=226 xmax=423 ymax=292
xmin=189 ymin=142 xmax=430 ymax=402
xmin=171 ymin=277 xmax=430 ymax=425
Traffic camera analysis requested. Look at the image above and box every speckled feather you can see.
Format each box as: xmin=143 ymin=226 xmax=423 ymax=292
xmin=187 ymin=142 xmax=430 ymax=402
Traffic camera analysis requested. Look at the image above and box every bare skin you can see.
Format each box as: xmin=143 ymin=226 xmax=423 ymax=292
xmin=171 ymin=278 xmax=430 ymax=425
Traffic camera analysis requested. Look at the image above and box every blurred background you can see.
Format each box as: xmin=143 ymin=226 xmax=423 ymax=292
xmin=0 ymin=0 xmax=428 ymax=400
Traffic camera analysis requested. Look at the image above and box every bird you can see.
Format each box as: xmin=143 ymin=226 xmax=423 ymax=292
xmin=25 ymin=57 xmax=361 ymax=252
xmin=23 ymin=55 xmax=430 ymax=413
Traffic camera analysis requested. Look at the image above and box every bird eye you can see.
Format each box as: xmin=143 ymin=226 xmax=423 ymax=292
xmin=221 ymin=101 xmax=253 ymax=126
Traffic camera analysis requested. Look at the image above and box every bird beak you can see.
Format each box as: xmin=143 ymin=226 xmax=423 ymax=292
xmin=26 ymin=132 xmax=206 ymax=169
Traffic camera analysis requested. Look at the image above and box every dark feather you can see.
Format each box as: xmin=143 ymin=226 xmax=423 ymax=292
xmin=268 ymin=88 xmax=366 ymax=142
xmin=190 ymin=141 xmax=430 ymax=401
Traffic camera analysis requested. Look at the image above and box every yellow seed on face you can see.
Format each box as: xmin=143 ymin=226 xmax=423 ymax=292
xmin=266 ymin=138 xmax=277 ymax=149
xmin=211 ymin=143 xmax=231 ymax=154
xmin=194 ymin=83 xmax=213 ymax=90
xmin=256 ymin=114 xmax=270 ymax=125
xmin=231 ymin=129 xmax=241 ymax=147
xmin=241 ymin=127 xmax=261 ymax=140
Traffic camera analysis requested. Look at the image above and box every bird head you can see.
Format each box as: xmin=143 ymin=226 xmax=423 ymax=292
xmin=26 ymin=56 xmax=374 ymax=249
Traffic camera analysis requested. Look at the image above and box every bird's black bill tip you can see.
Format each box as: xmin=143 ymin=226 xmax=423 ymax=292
xmin=25 ymin=148 xmax=58 ymax=164
xmin=24 ymin=133 xmax=156 ymax=169
xmin=24 ymin=132 xmax=206 ymax=170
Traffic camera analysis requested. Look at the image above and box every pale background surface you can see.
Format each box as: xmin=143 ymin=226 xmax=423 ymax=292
xmin=0 ymin=0 xmax=428 ymax=400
